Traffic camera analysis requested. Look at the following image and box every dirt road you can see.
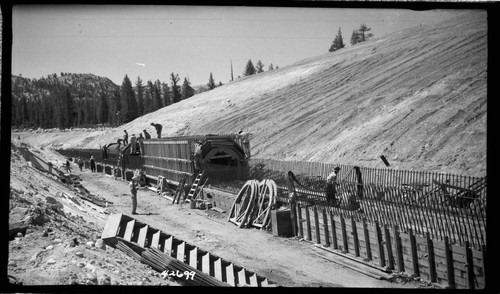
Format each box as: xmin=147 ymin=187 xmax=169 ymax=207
xmin=80 ymin=166 xmax=421 ymax=288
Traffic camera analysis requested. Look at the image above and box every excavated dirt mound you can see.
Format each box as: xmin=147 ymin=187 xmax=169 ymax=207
xmin=12 ymin=11 xmax=486 ymax=178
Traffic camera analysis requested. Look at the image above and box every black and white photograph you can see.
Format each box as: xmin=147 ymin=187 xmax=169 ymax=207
xmin=5 ymin=3 xmax=488 ymax=289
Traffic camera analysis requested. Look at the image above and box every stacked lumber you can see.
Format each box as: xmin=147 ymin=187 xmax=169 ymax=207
xmin=228 ymin=179 xmax=277 ymax=230
xmin=116 ymin=240 xmax=228 ymax=286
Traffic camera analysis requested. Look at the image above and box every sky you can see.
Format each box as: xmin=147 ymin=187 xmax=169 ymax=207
xmin=12 ymin=5 xmax=459 ymax=87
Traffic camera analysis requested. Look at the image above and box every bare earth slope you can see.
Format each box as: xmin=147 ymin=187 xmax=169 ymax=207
xmin=17 ymin=11 xmax=487 ymax=177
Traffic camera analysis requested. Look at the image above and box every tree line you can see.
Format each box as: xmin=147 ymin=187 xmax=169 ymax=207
xmin=11 ymin=72 xmax=198 ymax=129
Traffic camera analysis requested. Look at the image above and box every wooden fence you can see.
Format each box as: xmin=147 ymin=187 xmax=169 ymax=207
xmin=294 ymin=204 xmax=486 ymax=289
xmin=250 ymin=158 xmax=486 ymax=250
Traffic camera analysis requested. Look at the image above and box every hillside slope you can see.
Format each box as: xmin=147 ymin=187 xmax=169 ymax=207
xmin=17 ymin=11 xmax=487 ymax=176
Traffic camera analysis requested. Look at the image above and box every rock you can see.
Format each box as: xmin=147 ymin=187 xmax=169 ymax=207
xmin=86 ymin=241 xmax=95 ymax=248
xmin=75 ymin=251 xmax=84 ymax=258
xmin=53 ymin=238 xmax=62 ymax=244
xmin=77 ymin=262 xmax=85 ymax=268
xmin=42 ymin=231 xmax=48 ymax=237
xmin=115 ymin=259 xmax=123 ymax=264
xmin=45 ymin=245 xmax=54 ymax=250
xmin=94 ymin=239 xmax=106 ymax=250
xmin=47 ymin=259 xmax=56 ymax=265
xmin=64 ymin=238 xmax=76 ymax=247
xmin=8 ymin=261 xmax=17 ymax=267
xmin=99 ymin=275 xmax=111 ymax=285
xmin=85 ymin=264 xmax=96 ymax=271
xmin=16 ymin=232 xmax=23 ymax=238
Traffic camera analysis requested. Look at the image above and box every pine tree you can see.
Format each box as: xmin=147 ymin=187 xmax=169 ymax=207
xmin=351 ymin=24 xmax=373 ymax=46
xmin=207 ymin=72 xmax=216 ymax=90
xmin=143 ymin=82 xmax=153 ymax=114
xmin=170 ymin=73 xmax=181 ymax=103
xmin=329 ymin=27 xmax=345 ymax=52
xmin=268 ymin=63 xmax=274 ymax=71
xmin=108 ymin=89 xmax=121 ymax=126
xmin=243 ymin=59 xmax=256 ymax=76
xmin=181 ymin=77 xmax=195 ymax=100
xmin=256 ymin=60 xmax=265 ymax=73
xmin=135 ymin=77 xmax=145 ymax=116
xmin=162 ymin=82 xmax=171 ymax=106
xmin=120 ymin=75 xmax=138 ymax=123
xmin=154 ymin=80 xmax=163 ymax=109
xmin=97 ymin=93 xmax=109 ymax=125
xmin=147 ymin=80 xmax=157 ymax=111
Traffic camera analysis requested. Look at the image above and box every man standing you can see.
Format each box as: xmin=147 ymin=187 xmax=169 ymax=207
xmin=123 ymin=130 xmax=129 ymax=145
xmin=90 ymin=155 xmax=96 ymax=173
xmin=150 ymin=123 xmax=162 ymax=138
xmin=325 ymin=167 xmax=340 ymax=206
xmin=138 ymin=133 xmax=145 ymax=155
xmin=130 ymin=178 xmax=139 ymax=215
xmin=130 ymin=134 xmax=137 ymax=154
xmin=143 ymin=129 xmax=151 ymax=140
xmin=65 ymin=159 xmax=71 ymax=173
xmin=78 ymin=157 xmax=84 ymax=172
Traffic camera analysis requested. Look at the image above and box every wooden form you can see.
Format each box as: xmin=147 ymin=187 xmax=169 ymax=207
xmin=101 ymin=213 xmax=274 ymax=287
xmin=294 ymin=205 xmax=485 ymax=289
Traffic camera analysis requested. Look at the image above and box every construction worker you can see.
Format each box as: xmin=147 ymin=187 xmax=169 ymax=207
xmin=65 ymin=159 xmax=71 ymax=173
xmin=325 ymin=167 xmax=341 ymax=206
xmin=193 ymin=140 xmax=203 ymax=175
xmin=130 ymin=177 xmax=139 ymax=215
xmin=150 ymin=123 xmax=162 ymax=138
xmin=138 ymin=133 xmax=145 ymax=155
xmin=143 ymin=129 xmax=151 ymax=140
xmin=286 ymin=171 xmax=298 ymax=205
xmin=90 ymin=155 xmax=96 ymax=173
xmin=78 ymin=157 xmax=84 ymax=172
xmin=130 ymin=134 xmax=137 ymax=154
xmin=123 ymin=130 xmax=129 ymax=145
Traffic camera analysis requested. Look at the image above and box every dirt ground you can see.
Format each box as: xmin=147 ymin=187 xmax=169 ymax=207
xmin=8 ymin=141 xmax=436 ymax=288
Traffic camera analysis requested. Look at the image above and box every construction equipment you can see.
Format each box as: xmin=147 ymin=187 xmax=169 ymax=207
xmin=101 ymin=213 xmax=275 ymax=287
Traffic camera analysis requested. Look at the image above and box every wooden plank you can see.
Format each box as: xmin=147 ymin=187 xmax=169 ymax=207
xmin=465 ymin=241 xmax=475 ymax=289
xmin=137 ymin=225 xmax=149 ymax=248
xmin=445 ymin=236 xmax=456 ymax=288
xmin=376 ymin=221 xmax=385 ymax=267
xmin=151 ymin=231 xmax=161 ymax=249
xmin=176 ymin=242 xmax=185 ymax=262
xmin=238 ymin=269 xmax=248 ymax=286
xmin=314 ymin=207 xmax=321 ymax=244
xmin=330 ymin=211 xmax=338 ymax=249
xmin=351 ymin=217 xmax=360 ymax=257
xmin=164 ymin=236 xmax=173 ymax=256
xmin=261 ymin=279 xmax=269 ymax=287
xmin=384 ymin=224 xmax=394 ymax=270
xmin=123 ymin=220 xmax=136 ymax=242
xmin=363 ymin=219 xmax=372 ymax=261
xmin=305 ymin=207 xmax=312 ymax=241
xmin=340 ymin=214 xmax=348 ymax=253
xmin=394 ymin=225 xmax=404 ymax=272
xmin=225 ymin=263 xmax=236 ymax=286
xmin=322 ymin=209 xmax=330 ymax=247
xmin=101 ymin=213 xmax=124 ymax=239
xmin=249 ymin=274 xmax=258 ymax=286
xmin=214 ymin=258 xmax=223 ymax=282
xmin=409 ymin=229 xmax=420 ymax=276
xmin=297 ymin=203 xmax=304 ymax=238
xmin=426 ymin=232 xmax=437 ymax=283
xmin=201 ymin=253 xmax=211 ymax=275
xmin=189 ymin=247 xmax=198 ymax=269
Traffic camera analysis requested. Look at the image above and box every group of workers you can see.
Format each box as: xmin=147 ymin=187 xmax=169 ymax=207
xmin=114 ymin=122 xmax=162 ymax=155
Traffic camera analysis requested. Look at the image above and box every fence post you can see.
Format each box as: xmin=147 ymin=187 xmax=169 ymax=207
xmin=363 ymin=218 xmax=372 ymax=261
xmin=465 ymin=241 xmax=475 ymax=289
xmin=290 ymin=203 xmax=297 ymax=237
xmin=330 ymin=211 xmax=338 ymax=250
xmin=393 ymin=225 xmax=404 ymax=272
xmin=305 ymin=206 xmax=312 ymax=241
xmin=322 ymin=209 xmax=330 ymax=247
xmin=296 ymin=203 xmax=303 ymax=238
xmin=444 ymin=236 xmax=455 ymax=288
xmin=409 ymin=228 xmax=420 ymax=277
xmin=426 ymin=231 xmax=437 ymax=283
xmin=351 ymin=217 xmax=360 ymax=257
xmin=340 ymin=214 xmax=348 ymax=253
xmin=384 ymin=224 xmax=395 ymax=270
xmin=313 ymin=207 xmax=320 ymax=244
xmin=376 ymin=221 xmax=386 ymax=267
